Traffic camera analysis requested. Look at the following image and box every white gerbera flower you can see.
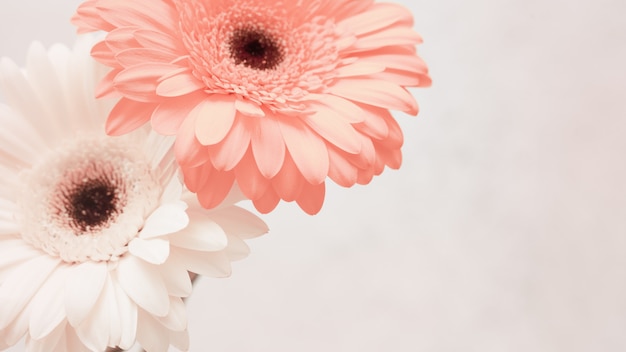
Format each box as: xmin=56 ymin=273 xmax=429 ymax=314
xmin=0 ymin=36 xmax=268 ymax=352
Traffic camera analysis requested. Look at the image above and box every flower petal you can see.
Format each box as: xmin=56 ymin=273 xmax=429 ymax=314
xmin=304 ymin=108 xmax=362 ymax=154
xmin=106 ymin=98 xmax=157 ymax=135
xmin=194 ymin=95 xmax=236 ymax=146
xmin=117 ymin=256 xmax=170 ymax=317
xmin=250 ymin=113 xmax=285 ymax=178
xmin=207 ymin=206 xmax=269 ymax=240
xmin=168 ymin=208 xmax=227 ymax=251
xmin=329 ymin=78 xmax=418 ymax=115
xmin=0 ymin=255 xmax=60 ymax=330
xmin=139 ymin=201 xmax=189 ymax=239
xmin=65 ymin=261 xmax=108 ymax=327
xmin=136 ymin=310 xmax=169 ymax=352
xmin=295 ymin=181 xmax=325 ymax=215
xmin=28 ymin=267 xmax=68 ymax=339
xmin=156 ymin=71 xmax=206 ymax=97
xmin=129 ymin=238 xmax=171 ymax=265
xmin=234 ymin=148 xmax=271 ymax=200
xmin=279 ymin=118 xmax=329 ymax=185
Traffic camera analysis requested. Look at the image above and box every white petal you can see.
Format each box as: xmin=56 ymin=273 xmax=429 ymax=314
xmin=129 ymin=238 xmax=171 ymax=265
xmin=26 ymin=320 xmax=66 ymax=352
xmin=224 ymin=234 xmax=250 ymax=262
xmin=136 ymin=310 xmax=169 ymax=352
xmin=117 ymin=256 xmax=170 ymax=317
xmin=0 ymin=255 xmax=60 ymax=329
xmin=168 ymin=208 xmax=227 ymax=251
xmin=29 ymin=266 xmax=69 ymax=339
xmin=159 ymin=258 xmax=193 ymax=297
xmin=159 ymin=174 xmax=183 ymax=203
xmin=139 ymin=202 xmax=189 ymax=239
xmin=112 ymin=279 xmax=138 ymax=350
xmin=205 ymin=206 xmax=269 ymax=240
xmin=170 ymin=248 xmax=232 ymax=278
xmin=3 ymin=301 xmax=30 ymax=345
xmin=25 ymin=42 xmax=69 ymax=141
xmin=74 ymin=278 xmax=111 ymax=352
xmin=65 ymin=261 xmax=107 ymax=326
xmin=157 ymin=297 xmax=187 ymax=331
xmin=169 ymin=330 xmax=190 ymax=351
xmin=0 ymin=238 xmax=41 ymax=273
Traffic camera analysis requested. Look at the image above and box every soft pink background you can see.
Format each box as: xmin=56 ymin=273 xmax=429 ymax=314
xmin=2 ymin=0 xmax=626 ymax=351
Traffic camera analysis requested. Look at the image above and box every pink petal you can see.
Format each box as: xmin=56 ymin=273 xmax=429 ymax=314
xmin=295 ymin=182 xmax=325 ymax=215
xmin=105 ymin=98 xmax=156 ymax=135
xmin=278 ymin=118 xmax=329 ymax=185
xmin=304 ymin=109 xmax=362 ymax=154
xmin=207 ymin=116 xmax=251 ymax=171
xmin=72 ymin=0 xmax=114 ymax=33
xmin=272 ymin=152 xmax=305 ymax=202
xmin=195 ymin=170 xmax=235 ymax=209
xmin=194 ymin=95 xmax=236 ymax=146
xmin=250 ymin=113 xmax=285 ymax=178
xmin=303 ymin=94 xmax=365 ymax=123
xmin=116 ymin=48 xmax=178 ymax=68
xmin=348 ymin=27 xmax=423 ymax=52
xmin=181 ymin=163 xmax=212 ymax=192
xmin=337 ymin=3 xmax=414 ymax=36
xmin=95 ymin=69 xmax=120 ymax=99
xmin=335 ymin=62 xmax=386 ymax=78
xmin=113 ymin=63 xmax=178 ymax=102
xmin=375 ymin=143 xmax=403 ymax=169
xmin=329 ymin=78 xmax=418 ymax=115
xmin=252 ymin=188 xmax=280 ymax=214
xmin=354 ymin=103 xmax=390 ymax=140
xmin=234 ymin=98 xmax=265 ymax=117
xmin=90 ymin=40 xmax=117 ymax=66
xmin=96 ymin=0 xmax=177 ymax=34
xmin=174 ymin=112 xmax=211 ymax=167
xmin=156 ymin=71 xmax=206 ymax=97
xmin=327 ymin=146 xmax=359 ymax=187
xmin=234 ymin=148 xmax=271 ymax=200
xmin=151 ymin=91 xmax=205 ymax=135
xmin=134 ymin=29 xmax=187 ymax=54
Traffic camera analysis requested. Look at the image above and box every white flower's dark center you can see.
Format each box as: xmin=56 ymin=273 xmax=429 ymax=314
xmin=63 ymin=175 xmax=125 ymax=233
xmin=228 ymin=28 xmax=283 ymax=70
xmin=18 ymin=136 xmax=162 ymax=263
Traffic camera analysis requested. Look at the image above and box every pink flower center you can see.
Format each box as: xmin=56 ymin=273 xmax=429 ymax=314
xmin=177 ymin=0 xmax=342 ymax=113
xmin=228 ymin=27 xmax=284 ymax=70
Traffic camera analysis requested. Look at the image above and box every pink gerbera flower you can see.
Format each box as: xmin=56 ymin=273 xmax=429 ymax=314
xmin=72 ymin=0 xmax=431 ymax=214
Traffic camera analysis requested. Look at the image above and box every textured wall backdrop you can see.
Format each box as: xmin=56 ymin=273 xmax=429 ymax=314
xmin=2 ymin=0 xmax=626 ymax=351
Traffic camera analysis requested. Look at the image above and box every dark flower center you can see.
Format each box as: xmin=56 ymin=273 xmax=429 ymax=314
xmin=65 ymin=177 xmax=124 ymax=233
xmin=229 ymin=28 xmax=283 ymax=70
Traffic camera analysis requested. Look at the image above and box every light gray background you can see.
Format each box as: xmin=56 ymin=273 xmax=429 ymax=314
xmin=2 ymin=0 xmax=626 ymax=351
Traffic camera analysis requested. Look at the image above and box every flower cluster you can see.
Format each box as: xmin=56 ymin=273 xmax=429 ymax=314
xmin=0 ymin=0 xmax=429 ymax=351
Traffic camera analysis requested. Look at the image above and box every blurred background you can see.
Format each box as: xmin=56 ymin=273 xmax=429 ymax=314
xmin=2 ymin=0 xmax=626 ymax=351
